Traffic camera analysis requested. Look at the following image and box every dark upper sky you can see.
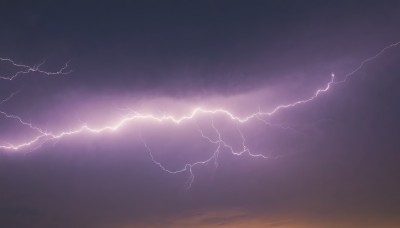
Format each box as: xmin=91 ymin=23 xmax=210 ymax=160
xmin=0 ymin=1 xmax=400 ymax=227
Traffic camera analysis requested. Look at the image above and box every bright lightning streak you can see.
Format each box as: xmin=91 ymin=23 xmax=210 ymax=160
xmin=0 ymin=58 xmax=72 ymax=80
xmin=0 ymin=41 xmax=399 ymax=186
xmin=0 ymin=102 xmax=329 ymax=151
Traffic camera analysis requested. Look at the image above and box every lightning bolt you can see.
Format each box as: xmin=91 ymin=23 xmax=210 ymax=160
xmin=0 ymin=58 xmax=72 ymax=80
xmin=334 ymin=41 xmax=400 ymax=84
xmin=0 ymin=41 xmax=399 ymax=187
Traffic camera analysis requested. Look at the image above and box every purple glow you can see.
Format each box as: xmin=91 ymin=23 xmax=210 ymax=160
xmin=1 ymin=42 xmax=399 ymax=187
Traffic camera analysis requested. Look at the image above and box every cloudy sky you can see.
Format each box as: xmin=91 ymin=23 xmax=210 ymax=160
xmin=1 ymin=1 xmax=400 ymax=227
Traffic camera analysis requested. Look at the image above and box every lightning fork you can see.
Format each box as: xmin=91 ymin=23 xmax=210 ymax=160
xmin=0 ymin=58 xmax=71 ymax=80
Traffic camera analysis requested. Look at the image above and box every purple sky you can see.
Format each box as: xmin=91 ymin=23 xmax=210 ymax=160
xmin=1 ymin=1 xmax=400 ymax=227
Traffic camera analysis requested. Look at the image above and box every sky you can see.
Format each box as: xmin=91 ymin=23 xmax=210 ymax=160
xmin=0 ymin=0 xmax=400 ymax=227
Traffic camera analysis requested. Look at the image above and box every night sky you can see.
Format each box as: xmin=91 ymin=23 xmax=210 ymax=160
xmin=1 ymin=1 xmax=400 ymax=227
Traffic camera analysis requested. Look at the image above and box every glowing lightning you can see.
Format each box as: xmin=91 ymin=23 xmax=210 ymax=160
xmin=0 ymin=41 xmax=399 ymax=187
